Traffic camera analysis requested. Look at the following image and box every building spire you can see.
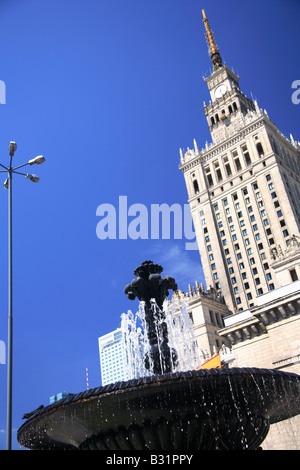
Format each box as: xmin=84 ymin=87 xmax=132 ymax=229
xmin=202 ymin=10 xmax=223 ymax=71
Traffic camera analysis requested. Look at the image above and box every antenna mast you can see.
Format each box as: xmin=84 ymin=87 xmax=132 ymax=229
xmin=202 ymin=10 xmax=223 ymax=71
xmin=86 ymin=366 xmax=89 ymax=390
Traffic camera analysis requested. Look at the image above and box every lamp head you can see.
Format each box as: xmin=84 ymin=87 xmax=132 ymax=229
xmin=9 ymin=142 xmax=17 ymax=157
xmin=28 ymin=155 xmax=45 ymax=165
xmin=25 ymin=174 xmax=40 ymax=183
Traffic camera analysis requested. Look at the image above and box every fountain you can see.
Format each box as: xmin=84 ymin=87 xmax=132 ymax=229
xmin=18 ymin=261 xmax=300 ymax=450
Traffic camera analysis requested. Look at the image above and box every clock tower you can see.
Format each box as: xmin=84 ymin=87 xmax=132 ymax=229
xmin=202 ymin=10 xmax=255 ymax=144
xmin=179 ymin=10 xmax=300 ymax=314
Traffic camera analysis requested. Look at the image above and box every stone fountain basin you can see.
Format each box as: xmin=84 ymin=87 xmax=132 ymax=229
xmin=17 ymin=367 xmax=300 ymax=450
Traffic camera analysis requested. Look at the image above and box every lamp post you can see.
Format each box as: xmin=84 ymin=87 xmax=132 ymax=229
xmin=0 ymin=141 xmax=45 ymax=450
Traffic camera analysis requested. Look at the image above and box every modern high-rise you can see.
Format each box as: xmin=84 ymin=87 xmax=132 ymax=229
xmin=180 ymin=10 xmax=300 ymax=314
xmin=98 ymin=328 xmax=128 ymax=386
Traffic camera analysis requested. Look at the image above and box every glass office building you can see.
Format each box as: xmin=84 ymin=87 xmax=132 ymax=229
xmin=98 ymin=328 xmax=128 ymax=386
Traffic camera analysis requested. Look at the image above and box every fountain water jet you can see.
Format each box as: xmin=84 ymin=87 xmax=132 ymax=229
xmin=17 ymin=261 xmax=300 ymax=450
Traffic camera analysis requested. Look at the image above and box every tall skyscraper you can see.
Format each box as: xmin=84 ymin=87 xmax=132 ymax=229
xmin=180 ymin=10 xmax=300 ymax=313
xmin=98 ymin=328 xmax=128 ymax=386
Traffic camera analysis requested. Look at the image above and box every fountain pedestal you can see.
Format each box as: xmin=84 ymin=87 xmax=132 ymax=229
xmin=17 ymin=262 xmax=300 ymax=450
xmin=18 ymin=368 xmax=300 ymax=450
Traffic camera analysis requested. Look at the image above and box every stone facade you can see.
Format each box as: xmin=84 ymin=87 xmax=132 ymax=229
xmin=179 ymin=11 xmax=300 ymax=450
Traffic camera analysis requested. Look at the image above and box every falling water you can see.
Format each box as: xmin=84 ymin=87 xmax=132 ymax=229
xmin=121 ymin=299 xmax=202 ymax=379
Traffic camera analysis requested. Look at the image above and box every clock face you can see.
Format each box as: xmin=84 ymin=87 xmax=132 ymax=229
xmin=215 ymin=84 xmax=227 ymax=98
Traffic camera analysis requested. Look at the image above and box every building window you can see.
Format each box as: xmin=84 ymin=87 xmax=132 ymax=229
xmin=290 ymin=269 xmax=298 ymax=282
xmin=214 ymin=161 xmax=223 ymax=181
xmin=266 ymin=174 xmax=271 ymax=181
xmin=193 ymin=180 xmax=199 ymax=193
xmin=241 ymin=144 xmax=251 ymax=166
xmin=205 ymin=169 xmax=213 ymax=186
xmin=268 ymin=182 xmax=274 ymax=190
xmin=234 ymin=156 xmax=242 ymax=171
xmin=277 ymin=210 xmax=283 ymax=218
xmin=224 ymin=156 xmax=232 ymax=176
xmin=256 ymin=142 xmax=264 ymax=156
xmin=283 ymin=229 xmax=289 ymax=237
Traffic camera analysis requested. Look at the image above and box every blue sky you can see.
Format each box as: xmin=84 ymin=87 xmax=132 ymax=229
xmin=0 ymin=0 xmax=299 ymax=449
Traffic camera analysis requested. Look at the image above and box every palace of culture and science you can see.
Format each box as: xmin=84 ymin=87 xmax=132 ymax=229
xmin=175 ymin=10 xmax=300 ymax=449
xmin=99 ymin=11 xmax=300 ymax=450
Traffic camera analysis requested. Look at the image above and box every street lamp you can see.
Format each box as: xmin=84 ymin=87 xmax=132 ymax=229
xmin=0 ymin=141 xmax=45 ymax=450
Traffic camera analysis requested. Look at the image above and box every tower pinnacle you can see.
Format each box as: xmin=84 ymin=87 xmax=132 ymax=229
xmin=202 ymin=9 xmax=222 ymax=71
